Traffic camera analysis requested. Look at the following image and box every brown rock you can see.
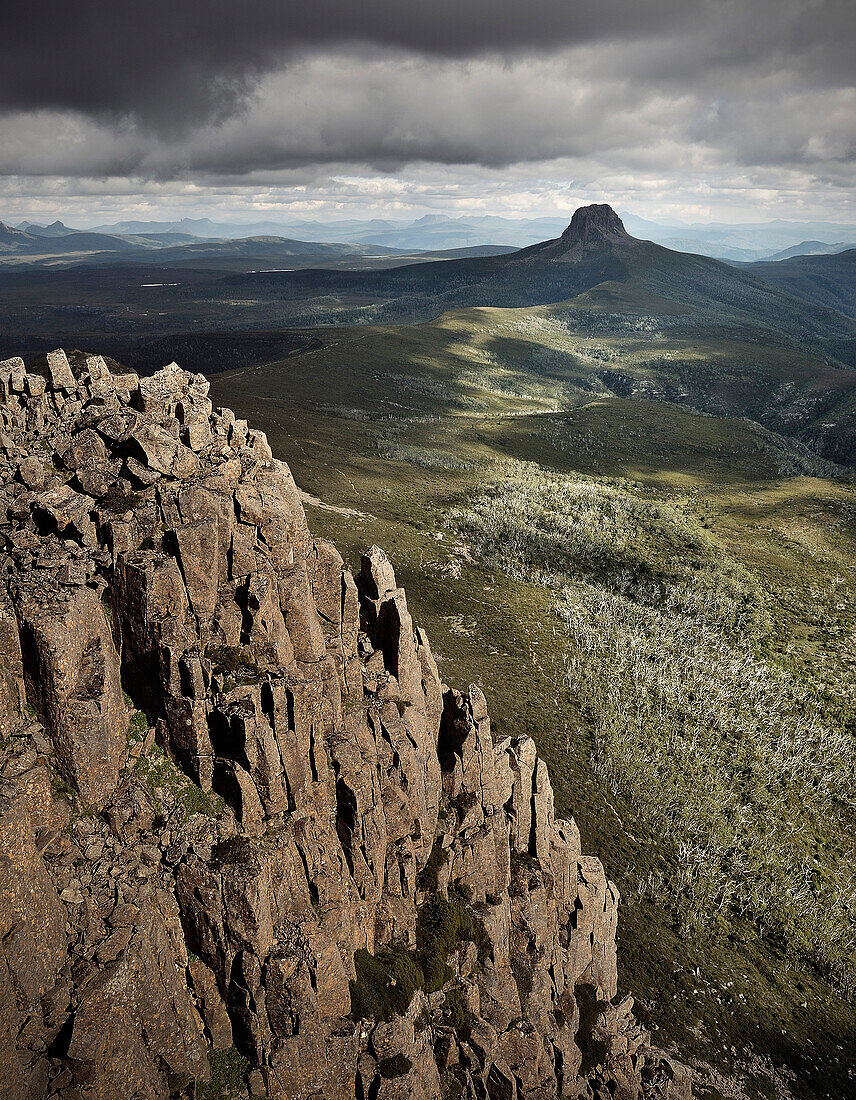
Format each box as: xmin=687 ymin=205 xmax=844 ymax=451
xmin=0 ymin=351 xmax=689 ymax=1100
xmin=360 ymin=544 xmax=398 ymax=601
xmin=188 ymin=956 xmax=233 ymax=1050
xmin=65 ymin=891 xmax=207 ymax=1099
xmin=12 ymin=578 xmax=127 ymax=808
xmin=104 ymin=775 xmax=158 ymax=842
xmin=0 ymin=594 xmax=26 ymax=736
xmin=0 ymin=356 xmax=26 ymax=399
xmin=641 ymin=1052 xmax=693 ymax=1100
xmin=172 ymin=519 xmax=220 ymax=623
xmin=17 ymin=455 xmax=45 ymax=491
xmin=0 ymin=793 xmax=68 ymax=1096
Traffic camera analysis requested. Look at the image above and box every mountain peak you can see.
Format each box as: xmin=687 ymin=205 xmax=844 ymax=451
xmin=0 ymin=221 xmax=29 ymax=238
xmin=562 ymin=203 xmax=628 ymax=245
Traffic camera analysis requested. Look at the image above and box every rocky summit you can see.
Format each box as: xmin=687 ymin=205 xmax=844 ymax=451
xmin=560 ymin=205 xmax=629 ymax=247
xmin=0 ymin=349 xmax=690 ymax=1100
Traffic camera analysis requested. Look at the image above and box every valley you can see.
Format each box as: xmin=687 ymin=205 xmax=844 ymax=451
xmin=3 ymin=205 xmax=856 ymax=1098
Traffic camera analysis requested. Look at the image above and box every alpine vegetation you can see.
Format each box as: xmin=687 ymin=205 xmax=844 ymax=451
xmin=452 ymin=460 xmax=856 ymax=991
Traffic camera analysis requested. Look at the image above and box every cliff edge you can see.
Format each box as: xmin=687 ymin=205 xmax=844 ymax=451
xmin=0 ymin=349 xmax=690 ymax=1100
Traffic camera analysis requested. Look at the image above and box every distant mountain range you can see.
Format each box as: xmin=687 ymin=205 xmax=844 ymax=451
xmin=750 ymin=246 xmax=856 ymax=321
xmin=1 ymin=220 xmax=200 ymax=257
xmin=0 ymin=219 xmax=519 ymax=271
xmin=619 ymin=215 xmax=856 ymax=261
xmin=205 ymin=203 xmax=856 ymax=463
xmin=213 ymin=203 xmax=856 ymax=345
xmin=764 ymin=240 xmax=855 ymax=261
xmin=3 ymin=202 xmax=856 ymax=463
xmin=83 ymin=214 xmax=570 ymax=250
xmin=11 ymin=212 xmax=856 ymax=262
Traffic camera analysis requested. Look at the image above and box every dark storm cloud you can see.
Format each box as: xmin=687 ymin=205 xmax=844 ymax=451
xmin=4 ymin=0 xmax=852 ymax=131
xmin=0 ymin=1 xmax=854 ymax=222
xmin=0 ymin=1 xmax=679 ymax=127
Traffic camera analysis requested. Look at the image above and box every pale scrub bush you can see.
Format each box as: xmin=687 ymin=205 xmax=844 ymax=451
xmin=451 ymin=461 xmax=856 ymax=990
xmin=450 ymin=461 xmax=766 ymax=635
xmin=559 ymin=581 xmax=856 ymax=990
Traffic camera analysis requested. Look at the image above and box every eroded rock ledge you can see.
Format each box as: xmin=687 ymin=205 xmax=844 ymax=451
xmin=0 ymin=349 xmax=691 ymax=1100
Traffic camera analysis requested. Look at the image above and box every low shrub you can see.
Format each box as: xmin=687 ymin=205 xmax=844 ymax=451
xmin=127 ymin=710 xmax=148 ymax=742
xmin=350 ymin=947 xmax=425 ymax=1021
xmin=451 ymin=455 xmax=856 ymax=990
xmin=207 ymin=645 xmax=264 ymax=691
xmin=416 ymin=895 xmax=491 ymax=993
xmin=101 ymin=486 xmax=142 ymax=514
xmin=442 ymin=989 xmax=471 ymax=1036
xmin=451 ymin=878 xmax=473 ymax=903
xmin=349 ymin=894 xmax=491 ymax=1021
xmin=199 ymin=1046 xmax=251 ymax=1098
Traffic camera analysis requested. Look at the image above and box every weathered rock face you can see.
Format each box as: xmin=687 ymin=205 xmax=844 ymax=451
xmin=561 ymin=203 xmax=629 ymax=248
xmin=13 ymin=578 xmax=126 ymax=809
xmin=0 ymin=350 xmax=691 ymax=1100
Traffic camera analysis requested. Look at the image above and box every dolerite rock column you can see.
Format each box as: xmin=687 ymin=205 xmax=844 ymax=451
xmin=0 ymin=349 xmax=691 ymax=1100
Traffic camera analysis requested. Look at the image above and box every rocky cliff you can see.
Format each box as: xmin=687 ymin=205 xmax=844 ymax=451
xmin=0 ymin=349 xmax=691 ymax=1100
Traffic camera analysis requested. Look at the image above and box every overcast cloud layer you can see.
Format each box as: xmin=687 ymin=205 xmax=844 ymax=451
xmin=2 ymin=1 xmax=855 ymax=225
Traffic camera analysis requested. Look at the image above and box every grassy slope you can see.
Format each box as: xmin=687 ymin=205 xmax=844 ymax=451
xmin=201 ymin=284 xmax=856 ymax=463
xmin=750 ymin=249 xmax=856 ymax=322
xmin=209 ymin=303 xmax=856 ymax=1100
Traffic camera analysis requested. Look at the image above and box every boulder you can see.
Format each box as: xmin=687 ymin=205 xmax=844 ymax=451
xmin=0 ymin=594 xmax=26 ymax=736
xmin=65 ymin=891 xmax=208 ymax=1099
xmin=17 ymin=454 xmax=45 ymax=491
xmin=0 ymin=793 xmax=68 ymax=1096
xmin=46 ymin=348 xmax=75 ymax=392
xmin=0 ymin=357 xmax=26 ymax=400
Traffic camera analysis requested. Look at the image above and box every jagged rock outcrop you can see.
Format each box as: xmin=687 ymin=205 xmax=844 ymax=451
xmin=0 ymin=349 xmax=691 ymax=1100
xmin=560 ymin=204 xmax=629 ymax=248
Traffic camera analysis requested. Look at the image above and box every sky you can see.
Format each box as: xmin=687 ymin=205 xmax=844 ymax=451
xmin=1 ymin=1 xmax=855 ymax=228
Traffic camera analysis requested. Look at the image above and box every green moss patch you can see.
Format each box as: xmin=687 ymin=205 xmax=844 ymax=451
xmin=350 ymin=946 xmax=425 ymax=1022
xmin=350 ymin=894 xmax=490 ymax=1021
xmin=199 ymin=1046 xmax=251 ymax=1098
xmin=416 ymin=836 xmax=448 ymax=893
